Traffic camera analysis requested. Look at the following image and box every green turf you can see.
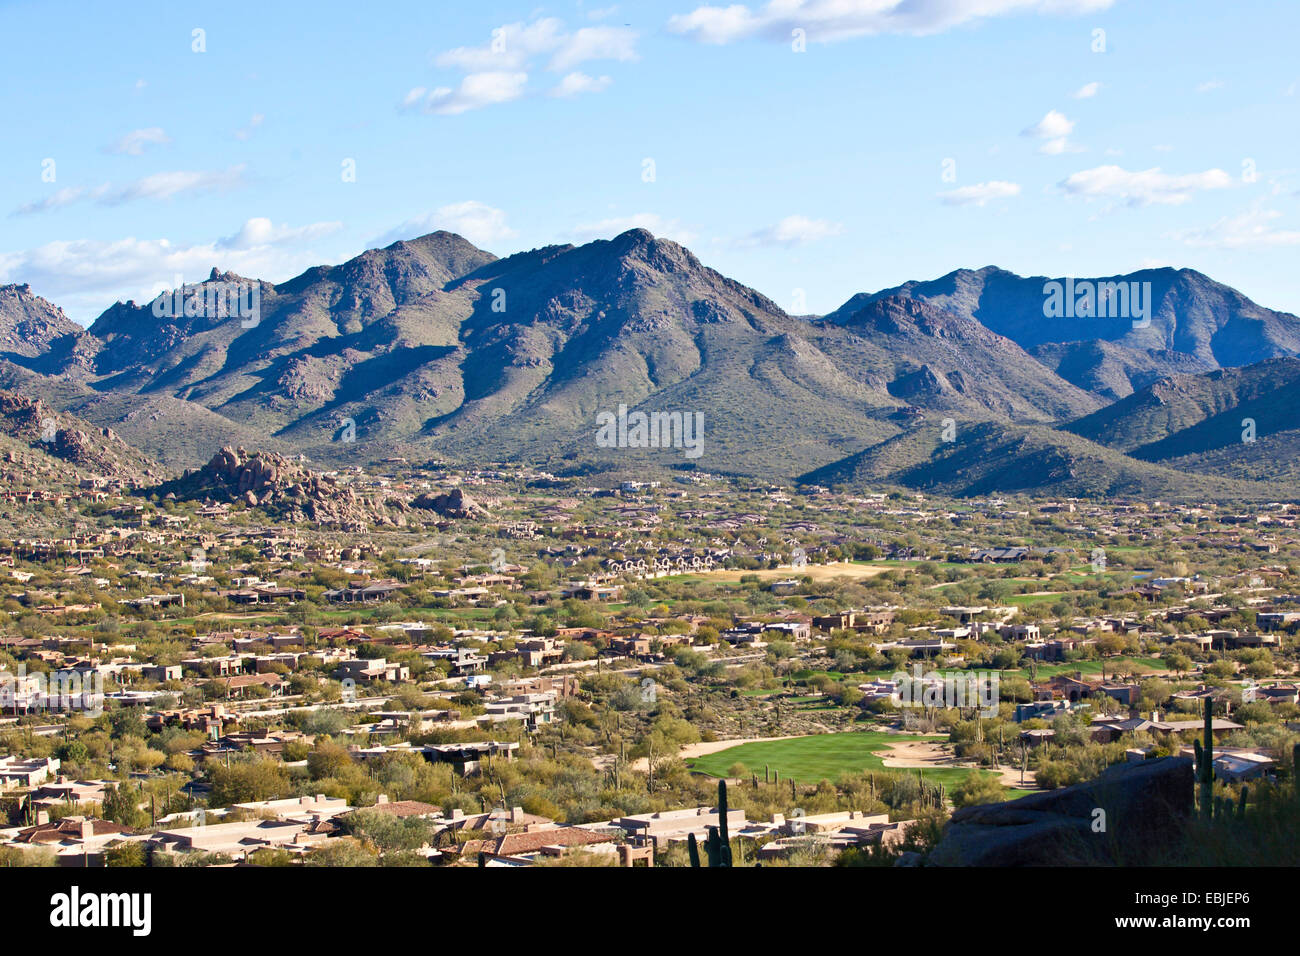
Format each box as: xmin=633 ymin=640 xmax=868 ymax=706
xmin=686 ymin=730 xmax=1010 ymax=791
xmin=1012 ymin=656 xmax=1166 ymax=678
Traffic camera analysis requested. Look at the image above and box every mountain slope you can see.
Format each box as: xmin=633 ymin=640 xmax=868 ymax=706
xmin=5 ymin=232 xmax=1300 ymax=498
xmin=829 ymin=266 xmax=1300 ymax=397
xmin=1028 ymin=340 xmax=1215 ymax=400
xmin=0 ymin=360 xmax=277 ymax=469
xmin=801 ymin=419 xmax=1281 ymax=500
xmin=0 ymin=388 xmax=160 ymax=485
xmin=0 ymin=284 xmax=98 ymax=376
xmin=1063 ymin=357 xmax=1300 ymax=482
xmin=815 ymin=294 xmax=1102 ymax=422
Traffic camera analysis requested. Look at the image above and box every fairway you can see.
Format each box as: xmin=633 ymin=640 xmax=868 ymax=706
xmin=1014 ymin=657 xmax=1166 ymax=678
xmin=687 ymin=731 xmax=1000 ymax=790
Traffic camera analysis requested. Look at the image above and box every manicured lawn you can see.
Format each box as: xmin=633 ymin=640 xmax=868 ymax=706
xmin=1007 ymin=591 xmax=1080 ymax=605
xmin=1012 ymin=656 xmax=1166 ymax=679
xmin=687 ymin=731 xmax=1008 ymax=791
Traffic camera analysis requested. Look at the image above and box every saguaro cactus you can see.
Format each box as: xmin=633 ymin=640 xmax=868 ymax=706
xmin=1192 ymin=697 xmax=1214 ymax=822
xmin=689 ymin=779 xmax=734 ymax=867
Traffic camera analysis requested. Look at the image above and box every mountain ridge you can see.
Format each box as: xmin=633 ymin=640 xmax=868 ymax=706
xmin=4 ymin=229 xmax=1299 ymax=499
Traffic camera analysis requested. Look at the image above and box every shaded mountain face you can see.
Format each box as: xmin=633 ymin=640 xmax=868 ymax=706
xmin=0 ymin=284 xmax=97 ymax=375
xmin=815 ymin=294 xmax=1101 ymax=423
xmin=799 ymin=418 xmax=1283 ymax=500
xmin=1062 ymin=357 xmax=1300 ymax=483
xmin=1028 ymin=340 xmax=1215 ymax=401
xmin=828 ymin=265 xmax=1300 ymax=397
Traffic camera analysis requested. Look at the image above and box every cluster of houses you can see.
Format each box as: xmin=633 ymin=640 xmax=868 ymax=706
xmin=0 ymin=777 xmax=915 ymax=866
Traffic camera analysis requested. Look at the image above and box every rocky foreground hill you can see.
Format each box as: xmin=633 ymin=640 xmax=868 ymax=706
xmin=0 ymin=389 xmax=159 ymax=485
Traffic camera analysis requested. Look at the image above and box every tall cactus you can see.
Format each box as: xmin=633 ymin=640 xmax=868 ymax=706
xmin=689 ymin=779 xmax=734 ymax=867
xmin=1193 ymin=697 xmax=1214 ymax=822
xmin=1294 ymin=744 xmax=1300 ymax=807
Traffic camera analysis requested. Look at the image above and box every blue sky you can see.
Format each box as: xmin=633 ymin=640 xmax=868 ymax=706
xmin=2 ymin=0 xmax=1298 ymax=324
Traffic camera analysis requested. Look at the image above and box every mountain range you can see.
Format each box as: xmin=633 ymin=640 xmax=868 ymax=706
xmin=1 ymin=229 xmax=1298 ymax=500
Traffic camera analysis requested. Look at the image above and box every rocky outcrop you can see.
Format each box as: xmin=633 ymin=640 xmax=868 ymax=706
xmin=0 ymin=389 xmax=156 ymax=482
xmin=410 ymin=487 xmax=487 ymax=519
xmin=154 ymin=446 xmax=404 ymax=529
xmin=924 ymin=756 xmax=1194 ymax=866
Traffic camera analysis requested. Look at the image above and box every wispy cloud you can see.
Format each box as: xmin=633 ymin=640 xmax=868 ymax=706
xmin=1072 ymin=81 xmax=1101 ymax=99
xmin=11 ymin=165 xmax=248 ymax=216
xmin=12 ymin=187 xmax=98 ymax=217
xmin=1059 ymin=165 xmax=1233 ymax=205
xmin=667 ymin=0 xmax=1116 ymax=45
xmin=404 ymin=73 xmax=529 ymax=115
xmin=218 ymin=217 xmax=341 ymax=250
xmin=234 ymin=114 xmax=265 ymax=141
xmin=104 ymin=127 xmax=170 ymax=156
xmin=1167 ymin=208 xmax=1300 ymax=248
xmin=737 ymin=215 xmax=844 ymax=246
xmin=939 ymin=181 xmax=1021 ymax=206
xmin=372 ymin=201 xmax=517 ymax=248
xmin=99 ymin=165 xmax=248 ymax=205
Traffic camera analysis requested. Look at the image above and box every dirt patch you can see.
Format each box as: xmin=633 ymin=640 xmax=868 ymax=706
xmin=881 ymin=740 xmax=1038 ymax=789
xmin=633 ymin=734 xmax=809 ymax=773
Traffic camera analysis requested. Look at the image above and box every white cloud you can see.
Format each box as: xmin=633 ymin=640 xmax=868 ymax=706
xmin=100 ymin=165 xmax=248 ymax=205
xmin=1167 ymin=208 xmax=1300 ymax=248
xmin=1059 ymin=165 xmax=1233 ymax=205
xmin=1072 ymin=81 xmax=1100 ymax=99
xmin=551 ymin=72 xmax=613 ymax=96
xmin=667 ymin=0 xmax=1116 ymax=45
xmin=12 ymin=187 xmax=94 ymax=216
xmin=414 ymin=18 xmax=637 ymax=115
xmin=104 ymin=127 xmax=170 ymax=156
xmin=11 ymin=166 xmax=247 ymax=216
xmin=939 ymin=181 xmax=1021 ymax=206
xmin=436 ymin=18 xmax=567 ymax=72
xmin=548 ymin=26 xmax=639 ymax=71
xmin=405 ymin=73 xmax=529 ymax=115
xmin=738 ymin=215 xmax=844 ymax=245
xmin=0 ymin=220 xmax=338 ymax=324
xmin=373 ymin=201 xmax=517 ymax=248
xmin=567 ymin=213 xmax=695 ymax=245
xmin=218 ymin=217 xmax=342 ymax=250
xmin=1022 ymin=110 xmax=1079 ymax=154
xmin=1195 ymin=79 xmax=1224 ymax=93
